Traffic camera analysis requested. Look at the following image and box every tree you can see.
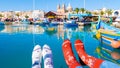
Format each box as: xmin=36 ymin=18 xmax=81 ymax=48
xmin=74 ymin=8 xmax=79 ymax=14
xmin=79 ymin=8 xmax=85 ymax=13
xmin=106 ymin=9 xmax=113 ymax=16
xmin=86 ymin=10 xmax=91 ymax=14
xmin=25 ymin=15 xmax=29 ymax=19
xmin=0 ymin=14 xmax=3 ymax=18
xmin=72 ymin=11 xmax=75 ymax=14
xmin=100 ymin=10 xmax=104 ymax=16
xmin=16 ymin=13 xmax=20 ymax=18
xmin=93 ymin=12 xmax=99 ymax=15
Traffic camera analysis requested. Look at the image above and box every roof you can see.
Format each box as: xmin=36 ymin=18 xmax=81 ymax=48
xmin=45 ymin=11 xmax=66 ymax=16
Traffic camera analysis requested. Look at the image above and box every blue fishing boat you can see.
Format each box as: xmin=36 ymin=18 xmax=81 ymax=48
xmin=49 ymin=22 xmax=59 ymax=26
xmin=64 ymin=20 xmax=78 ymax=28
xmin=95 ymin=21 xmax=120 ymax=37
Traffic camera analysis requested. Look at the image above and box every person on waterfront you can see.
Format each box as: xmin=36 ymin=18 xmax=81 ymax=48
xmin=62 ymin=39 xmax=120 ymax=68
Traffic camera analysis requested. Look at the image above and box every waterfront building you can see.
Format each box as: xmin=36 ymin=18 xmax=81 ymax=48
xmin=32 ymin=10 xmax=45 ymax=19
xmin=0 ymin=10 xmax=45 ymax=19
xmin=45 ymin=3 xmax=73 ymax=19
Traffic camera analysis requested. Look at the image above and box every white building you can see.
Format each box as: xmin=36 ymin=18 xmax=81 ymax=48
xmin=32 ymin=10 xmax=44 ymax=18
xmin=0 ymin=10 xmax=45 ymax=19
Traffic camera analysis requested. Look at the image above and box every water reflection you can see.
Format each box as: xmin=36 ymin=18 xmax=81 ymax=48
xmin=0 ymin=24 xmax=86 ymax=40
xmin=27 ymin=25 xmax=44 ymax=34
xmin=0 ymin=25 xmax=5 ymax=31
xmin=95 ymin=46 xmax=120 ymax=65
xmin=0 ymin=24 xmax=120 ymax=65
xmin=57 ymin=25 xmax=64 ymax=40
xmin=45 ymin=27 xmax=57 ymax=36
xmin=1 ymin=25 xmax=44 ymax=34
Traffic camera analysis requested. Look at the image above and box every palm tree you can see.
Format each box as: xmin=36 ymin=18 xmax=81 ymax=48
xmin=92 ymin=12 xmax=99 ymax=15
xmin=106 ymin=9 xmax=113 ymax=16
xmin=16 ymin=13 xmax=20 ymax=18
xmin=25 ymin=15 xmax=29 ymax=19
xmin=74 ymin=8 xmax=79 ymax=14
xmin=100 ymin=10 xmax=104 ymax=16
xmin=86 ymin=10 xmax=91 ymax=14
xmin=79 ymin=8 xmax=85 ymax=13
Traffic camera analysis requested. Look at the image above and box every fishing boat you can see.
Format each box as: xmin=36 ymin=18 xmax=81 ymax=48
xmin=49 ymin=22 xmax=59 ymax=26
xmin=96 ymin=21 xmax=120 ymax=36
xmin=95 ymin=32 xmax=120 ymax=48
xmin=64 ymin=20 xmax=78 ymax=28
xmin=39 ymin=18 xmax=50 ymax=27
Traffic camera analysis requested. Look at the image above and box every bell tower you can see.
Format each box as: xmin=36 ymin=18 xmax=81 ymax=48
xmin=61 ymin=4 xmax=66 ymax=13
xmin=67 ymin=3 xmax=73 ymax=12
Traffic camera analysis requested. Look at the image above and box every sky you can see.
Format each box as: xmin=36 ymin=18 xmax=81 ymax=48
xmin=0 ymin=0 xmax=120 ymax=11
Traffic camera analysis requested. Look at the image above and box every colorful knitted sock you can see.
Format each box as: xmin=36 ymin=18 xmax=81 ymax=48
xmin=62 ymin=39 xmax=82 ymax=68
xmin=75 ymin=40 xmax=104 ymax=68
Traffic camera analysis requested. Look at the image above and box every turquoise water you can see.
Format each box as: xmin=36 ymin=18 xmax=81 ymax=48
xmin=0 ymin=24 xmax=120 ymax=68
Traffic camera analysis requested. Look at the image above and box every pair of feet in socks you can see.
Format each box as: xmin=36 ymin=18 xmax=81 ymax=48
xmin=62 ymin=39 xmax=104 ymax=68
xmin=32 ymin=44 xmax=53 ymax=68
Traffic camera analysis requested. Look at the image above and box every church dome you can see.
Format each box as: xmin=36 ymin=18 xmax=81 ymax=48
xmin=67 ymin=3 xmax=73 ymax=12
